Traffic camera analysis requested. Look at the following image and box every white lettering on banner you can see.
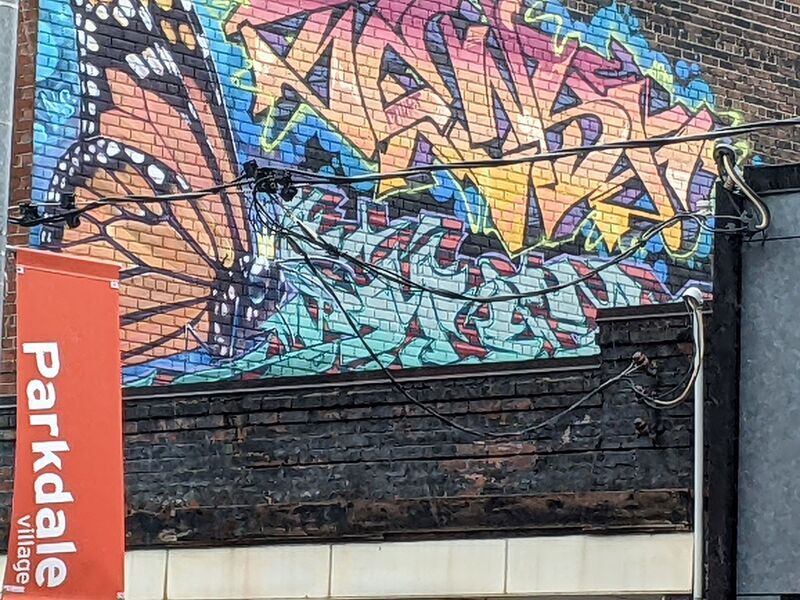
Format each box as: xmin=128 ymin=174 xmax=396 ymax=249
xmin=35 ymin=558 xmax=67 ymax=588
xmin=26 ymin=380 xmax=55 ymax=411
xmin=10 ymin=515 xmax=34 ymax=586
xmin=10 ymin=515 xmax=36 ymax=593
xmin=32 ymin=441 xmax=70 ymax=472
xmin=34 ymin=473 xmax=74 ymax=505
xmin=35 ymin=508 xmax=67 ymax=539
xmin=29 ymin=414 xmax=59 ymax=437
xmin=9 ymin=342 xmax=78 ymax=591
xmin=22 ymin=343 xmax=61 ymax=379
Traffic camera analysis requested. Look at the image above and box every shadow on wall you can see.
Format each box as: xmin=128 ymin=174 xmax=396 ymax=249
xmin=30 ymin=0 xmax=738 ymax=386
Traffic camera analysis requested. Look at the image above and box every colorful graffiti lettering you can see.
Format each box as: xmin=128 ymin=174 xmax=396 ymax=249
xmin=226 ymin=0 xmax=723 ymax=255
xmin=157 ymin=190 xmax=686 ymax=386
xmin=30 ymin=0 xmax=730 ymax=386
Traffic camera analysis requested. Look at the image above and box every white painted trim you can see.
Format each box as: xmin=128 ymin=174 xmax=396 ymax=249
xmin=0 ymin=533 xmax=692 ymax=599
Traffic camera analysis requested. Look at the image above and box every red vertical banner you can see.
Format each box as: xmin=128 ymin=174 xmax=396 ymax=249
xmin=3 ymin=249 xmax=125 ymax=599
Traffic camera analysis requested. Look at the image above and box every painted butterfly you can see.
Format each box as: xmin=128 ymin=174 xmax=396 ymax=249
xmin=39 ymin=0 xmax=282 ymax=366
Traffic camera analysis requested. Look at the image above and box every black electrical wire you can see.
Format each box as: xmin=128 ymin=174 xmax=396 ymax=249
xmin=277 ymin=221 xmax=643 ymax=438
xmin=283 ymin=116 xmax=800 ymax=185
xmin=253 ymin=190 xmax=709 ymax=427
xmin=743 ymin=234 xmax=800 ymax=243
xmin=268 ymin=200 xmax=723 ymax=305
xmin=9 ymin=176 xmax=252 ymax=227
xmin=15 ymin=113 xmax=794 ymax=229
xmin=694 ymin=215 xmax=751 ymax=234
xmin=260 ymin=201 xmax=710 ymax=410
xmin=251 ymin=190 xmax=648 ymax=437
xmin=257 ymin=185 xmax=710 ymax=415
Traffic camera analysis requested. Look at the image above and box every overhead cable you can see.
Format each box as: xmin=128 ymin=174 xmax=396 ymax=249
xmin=9 ymin=177 xmax=252 ymax=227
xmin=276 ymin=211 xmax=646 ymax=439
xmin=285 ymin=116 xmax=800 ymax=185
xmin=252 ymin=189 xmax=706 ymax=436
xmin=268 ymin=200 xmax=714 ymax=305
xmin=12 ymin=115 xmax=798 ymax=229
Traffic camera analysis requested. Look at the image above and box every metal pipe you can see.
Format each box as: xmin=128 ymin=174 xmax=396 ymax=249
xmin=693 ymin=353 xmax=704 ymax=599
xmin=684 ymin=289 xmax=706 ymax=600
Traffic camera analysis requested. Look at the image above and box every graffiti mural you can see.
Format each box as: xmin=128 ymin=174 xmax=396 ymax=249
xmin=31 ymin=0 xmax=735 ymax=386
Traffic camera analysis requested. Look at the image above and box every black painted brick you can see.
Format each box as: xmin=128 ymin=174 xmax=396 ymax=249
xmin=0 ymin=307 xmax=699 ymax=548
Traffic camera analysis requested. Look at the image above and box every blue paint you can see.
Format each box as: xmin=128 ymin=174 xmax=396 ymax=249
xmin=528 ymin=0 xmax=716 ymax=110
xmin=31 ymin=0 xmax=724 ymax=386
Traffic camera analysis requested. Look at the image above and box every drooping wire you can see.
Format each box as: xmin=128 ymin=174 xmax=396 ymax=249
xmin=256 ymin=182 xmax=713 ymax=427
xmin=625 ymin=295 xmax=705 ymax=409
xmin=12 ymin=114 xmax=796 ymax=230
xmin=271 ymin=201 xmax=715 ymax=305
xmin=249 ymin=189 xmax=646 ymax=438
xmin=257 ymin=192 xmax=750 ymax=312
xmin=693 ymin=214 xmax=751 ymax=234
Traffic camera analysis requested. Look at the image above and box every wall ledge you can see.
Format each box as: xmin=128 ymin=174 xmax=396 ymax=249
xmin=0 ymin=533 xmax=692 ymax=600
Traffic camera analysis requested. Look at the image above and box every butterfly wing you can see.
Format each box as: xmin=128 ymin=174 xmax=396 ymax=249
xmin=41 ymin=0 xmax=277 ymax=363
xmin=44 ymin=138 xmax=224 ymax=363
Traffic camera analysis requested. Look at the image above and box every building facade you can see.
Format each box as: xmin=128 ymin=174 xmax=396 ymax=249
xmin=0 ymin=0 xmax=798 ymax=598
xmin=729 ymin=165 xmax=800 ymax=600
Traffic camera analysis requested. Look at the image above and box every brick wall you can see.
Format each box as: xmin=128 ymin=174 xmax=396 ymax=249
xmin=1 ymin=0 xmax=786 ymax=551
xmin=15 ymin=0 xmax=788 ymax=391
xmin=571 ymin=0 xmax=800 ymax=162
xmin=0 ymin=1 xmax=776 ymax=585
xmin=0 ymin=307 xmax=697 ymax=546
xmin=0 ymin=0 xmax=786 ymax=555
xmin=3 ymin=1 xmax=795 ymax=396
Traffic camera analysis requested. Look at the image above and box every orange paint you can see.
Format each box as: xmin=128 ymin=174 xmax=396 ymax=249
xmin=3 ymin=249 xmax=124 ymax=599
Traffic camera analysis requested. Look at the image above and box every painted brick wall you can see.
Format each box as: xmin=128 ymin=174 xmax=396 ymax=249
xmin=9 ymin=0 xmax=777 ymax=393
xmin=0 ymin=309 xmax=697 ymax=547
xmin=571 ymin=0 xmax=800 ymax=162
xmin=3 ymin=0 xmax=796 ymax=395
xmin=0 ymin=0 xmax=794 ymax=394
